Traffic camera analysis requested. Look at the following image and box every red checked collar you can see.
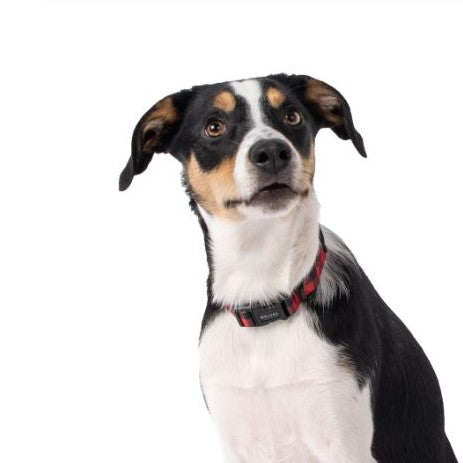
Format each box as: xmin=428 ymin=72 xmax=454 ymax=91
xmin=226 ymin=230 xmax=327 ymax=327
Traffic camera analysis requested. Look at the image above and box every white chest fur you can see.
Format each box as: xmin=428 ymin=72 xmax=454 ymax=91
xmin=199 ymin=309 xmax=376 ymax=463
xmin=198 ymin=189 xmax=376 ymax=462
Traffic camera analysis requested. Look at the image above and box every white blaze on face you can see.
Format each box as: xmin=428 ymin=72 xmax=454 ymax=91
xmin=231 ymin=80 xmax=264 ymax=127
xmin=230 ymin=80 xmax=303 ymax=205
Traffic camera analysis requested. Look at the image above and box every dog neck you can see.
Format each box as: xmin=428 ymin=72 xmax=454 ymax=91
xmin=198 ymin=192 xmax=321 ymax=307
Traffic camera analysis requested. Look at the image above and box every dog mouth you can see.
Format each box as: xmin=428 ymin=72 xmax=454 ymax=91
xmin=224 ymin=182 xmax=305 ymax=209
xmin=259 ymin=183 xmax=291 ymax=194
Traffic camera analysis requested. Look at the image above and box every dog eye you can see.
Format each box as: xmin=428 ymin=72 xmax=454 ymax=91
xmin=205 ymin=119 xmax=226 ymax=137
xmin=284 ymin=110 xmax=302 ymax=126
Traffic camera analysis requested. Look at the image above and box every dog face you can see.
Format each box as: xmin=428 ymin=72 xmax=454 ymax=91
xmin=119 ymin=74 xmax=366 ymax=221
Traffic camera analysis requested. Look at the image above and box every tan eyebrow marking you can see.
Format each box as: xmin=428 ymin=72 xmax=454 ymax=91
xmin=267 ymin=87 xmax=286 ymax=108
xmin=213 ymin=91 xmax=237 ymax=113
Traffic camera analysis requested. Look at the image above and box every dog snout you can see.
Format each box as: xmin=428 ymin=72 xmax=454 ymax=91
xmin=249 ymin=139 xmax=292 ymax=175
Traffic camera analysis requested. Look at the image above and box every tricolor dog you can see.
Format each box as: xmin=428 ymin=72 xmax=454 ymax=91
xmin=119 ymin=74 xmax=457 ymax=462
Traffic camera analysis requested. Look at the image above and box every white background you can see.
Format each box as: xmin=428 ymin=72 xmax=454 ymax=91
xmin=1 ymin=1 xmax=462 ymax=461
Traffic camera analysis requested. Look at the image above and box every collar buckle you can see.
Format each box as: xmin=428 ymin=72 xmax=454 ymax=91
xmin=235 ymin=300 xmax=290 ymax=327
xmin=229 ymin=229 xmax=327 ymax=328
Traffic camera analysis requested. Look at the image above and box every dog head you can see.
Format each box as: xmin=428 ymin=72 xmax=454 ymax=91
xmin=119 ymin=74 xmax=366 ymax=221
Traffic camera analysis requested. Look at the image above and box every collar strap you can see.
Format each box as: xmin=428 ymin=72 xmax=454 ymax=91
xmin=226 ymin=231 xmax=327 ymax=327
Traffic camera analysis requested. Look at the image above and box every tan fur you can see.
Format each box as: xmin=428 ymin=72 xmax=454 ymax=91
xmin=305 ymin=80 xmax=343 ymax=125
xmin=301 ymin=141 xmax=316 ymax=190
xmin=187 ymin=153 xmax=243 ymax=221
xmin=144 ymin=97 xmax=178 ymax=131
xmin=267 ymin=87 xmax=286 ymax=108
xmin=140 ymin=98 xmax=179 ymax=151
xmin=213 ymin=91 xmax=237 ymax=113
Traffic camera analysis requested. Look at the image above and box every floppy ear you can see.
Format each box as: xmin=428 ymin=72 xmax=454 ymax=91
xmin=270 ymin=74 xmax=367 ymax=157
xmin=119 ymin=89 xmax=193 ymax=191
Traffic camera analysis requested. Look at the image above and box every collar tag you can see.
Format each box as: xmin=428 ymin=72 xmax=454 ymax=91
xmin=228 ymin=229 xmax=327 ymax=328
xmin=234 ymin=300 xmax=290 ymax=327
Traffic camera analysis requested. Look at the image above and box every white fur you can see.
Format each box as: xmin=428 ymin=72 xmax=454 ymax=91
xmin=198 ymin=80 xmax=376 ymax=462
xmin=230 ymin=80 xmax=304 ymax=215
xmin=200 ymin=310 xmax=376 ymax=463
xmin=231 ymin=80 xmax=264 ymax=127
xmin=200 ymin=193 xmax=320 ymax=306
xmin=315 ymin=226 xmax=354 ymax=304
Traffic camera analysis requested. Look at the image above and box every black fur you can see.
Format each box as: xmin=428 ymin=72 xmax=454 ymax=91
xmin=194 ymin=231 xmax=458 ymax=461
xmin=270 ymin=74 xmax=367 ymax=157
xmin=119 ymin=74 xmax=457 ymax=462
xmin=119 ymin=88 xmax=194 ymax=191
xmin=307 ymin=246 xmax=457 ymax=461
xmin=119 ymin=74 xmax=366 ymax=191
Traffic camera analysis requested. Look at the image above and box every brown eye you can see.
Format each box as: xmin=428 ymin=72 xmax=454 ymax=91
xmin=205 ymin=119 xmax=226 ymax=137
xmin=284 ymin=110 xmax=302 ymax=126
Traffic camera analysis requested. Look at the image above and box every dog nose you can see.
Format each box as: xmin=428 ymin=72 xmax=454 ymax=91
xmin=249 ymin=139 xmax=292 ymax=175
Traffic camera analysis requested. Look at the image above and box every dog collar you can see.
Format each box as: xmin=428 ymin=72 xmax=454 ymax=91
xmin=226 ymin=231 xmax=327 ymax=327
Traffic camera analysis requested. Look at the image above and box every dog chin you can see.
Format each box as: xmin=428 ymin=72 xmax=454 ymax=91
xmin=239 ymin=191 xmax=301 ymax=219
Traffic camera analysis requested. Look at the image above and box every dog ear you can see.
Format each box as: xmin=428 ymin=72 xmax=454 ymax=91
xmin=119 ymin=89 xmax=193 ymax=191
xmin=270 ymin=74 xmax=367 ymax=157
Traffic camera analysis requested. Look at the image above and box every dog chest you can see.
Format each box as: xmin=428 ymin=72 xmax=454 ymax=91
xmin=199 ymin=308 xmax=375 ymax=463
xmin=199 ymin=308 xmax=340 ymax=389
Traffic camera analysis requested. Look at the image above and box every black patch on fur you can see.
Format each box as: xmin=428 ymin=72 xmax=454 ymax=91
xmin=269 ymin=73 xmax=367 ymax=158
xmin=170 ymin=83 xmax=250 ymax=171
xmin=119 ymin=74 xmax=367 ymax=191
xmin=119 ymin=89 xmax=194 ymax=191
xmin=261 ymin=78 xmax=316 ymax=158
xmin=119 ymin=75 xmax=457 ymax=461
xmin=309 ymin=248 xmax=457 ymax=462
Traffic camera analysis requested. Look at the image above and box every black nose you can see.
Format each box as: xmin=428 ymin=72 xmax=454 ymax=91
xmin=249 ymin=139 xmax=292 ymax=175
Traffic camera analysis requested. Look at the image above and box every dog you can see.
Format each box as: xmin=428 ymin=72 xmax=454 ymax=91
xmin=119 ymin=74 xmax=457 ymax=462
